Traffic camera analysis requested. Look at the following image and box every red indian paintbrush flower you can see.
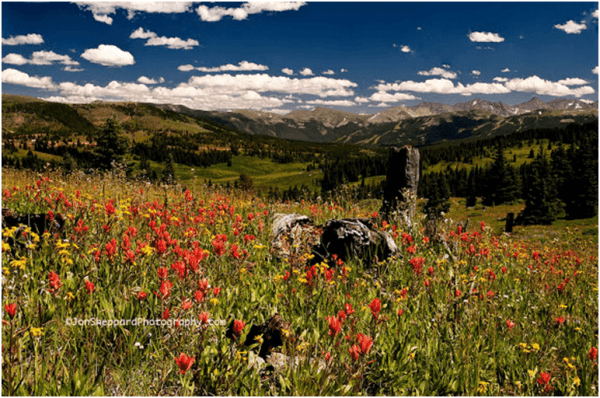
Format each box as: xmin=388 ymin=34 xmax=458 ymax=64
xmin=589 ymin=347 xmax=598 ymax=361
xmin=137 ymin=291 xmax=147 ymax=301
xmin=349 ymin=345 xmax=361 ymax=361
xmin=4 ymin=303 xmax=17 ymax=319
xmin=555 ymin=316 xmax=565 ymax=326
xmin=175 ymin=353 xmax=195 ymax=374
xmin=199 ymin=311 xmax=210 ymax=325
xmin=368 ymin=298 xmax=381 ymax=319
xmin=536 ymin=372 xmax=553 ymax=392
xmin=506 ymin=320 xmax=515 ymax=330
xmin=233 ymin=319 xmax=245 ymax=336
xmin=345 ymin=303 xmax=355 ymax=315
xmin=48 ymin=271 xmax=63 ymax=293
xmin=357 ymin=333 xmax=374 ymax=355
xmin=85 ymin=280 xmax=95 ymax=294
xmin=326 ymin=316 xmax=341 ymax=337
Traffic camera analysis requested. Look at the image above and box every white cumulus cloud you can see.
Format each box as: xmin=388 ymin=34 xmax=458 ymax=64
xmin=593 ymin=66 xmax=599 ymax=75
xmin=64 ymin=66 xmax=84 ymax=72
xmin=468 ymin=31 xmax=505 ymax=42
xmin=2 ymin=33 xmax=44 ymax=45
xmin=501 ymin=68 xmax=511 ymax=73
xmin=196 ymin=2 xmax=306 ymax=22
xmin=557 ymin=78 xmax=588 ymax=86
xmin=281 ymin=68 xmax=294 ymax=75
xmin=554 ymin=20 xmax=587 ymax=34
xmin=306 ymin=99 xmax=356 ymax=107
xmin=130 ymin=27 xmax=199 ymax=50
xmin=2 ymin=68 xmax=55 ymax=89
xmin=593 ymin=10 xmax=599 ymax=19
xmin=81 ymin=45 xmax=135 ymax=67
xmin=178 ymin=64 xmax=195 ymax=72
xmin=196 ymin=61 xmax=269 ymax=73
xmin=472 ymin=70 xmax=481 ymax=76
xmin=322 ymin=70 xmax=335 ymax=75
xmin=2 ymin=51 xmax=79 ymax=66
xmin=340 ymin=68 xmax=348 ymax=73
xmin=76 ymin=2 xmax=194 ymax=25
xmin=504 ymin=75 xmax=595 ymax=97
xmin=418 ymin=67 xmax=457 ymax=79
xmin=299 ymin=68 xmax=314 ymax=76
xmin=184 ymin=73 xmax=357 ymax=97
xmin=400 ymin=45 xmax=412 ymax=53
xmin=369 ymin=91 xmax=420 ymax=102
xmin=493 ymin=77 xmax=508 ymax=82
xmin=375 ymin=78 xmax=510 ymax=96
xmin=137 ymin=76 xmax=165 ymax=84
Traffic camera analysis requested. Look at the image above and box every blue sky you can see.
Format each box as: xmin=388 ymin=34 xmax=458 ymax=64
xmin=2 ymin=1 xmax=598 ymax=114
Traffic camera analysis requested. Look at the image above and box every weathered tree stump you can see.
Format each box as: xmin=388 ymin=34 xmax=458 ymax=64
xmin=380 ymin=146 xmax=420 ymax=224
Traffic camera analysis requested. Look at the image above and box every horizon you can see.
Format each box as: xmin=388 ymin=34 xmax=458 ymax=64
xmin=2 ymin=2 xmax=599 ymax=115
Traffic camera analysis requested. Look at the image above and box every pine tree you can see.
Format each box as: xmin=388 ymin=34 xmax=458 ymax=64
xmin=93 ymin=118 xmax=128 ymax=170
xmin=465 ymin=169 xmax=477 ymax=207
xmin=423 ymin=173 xmax=450 ymax=219
xmin=483 ymin=145 xmax=519 ymax=206
xmin=161 ymin=154 xmax=176 ymax=183
xmin=518 ymin=149 xmax=563 ymax=225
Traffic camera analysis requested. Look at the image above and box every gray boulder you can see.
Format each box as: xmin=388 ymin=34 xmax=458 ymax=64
xmin=316 ymin=218 xmax=399 ymax=264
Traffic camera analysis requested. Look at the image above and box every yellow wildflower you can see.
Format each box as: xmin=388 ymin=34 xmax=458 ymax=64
xmin=210 ymin=298 xmax=219 ymax=305
xmin=30 ymin=327 xmax=44 ymax=338
xmin=573 ymin=376 xmax=581 ymax=387
xmin=10 ymin=258 xmax=26 ymax=270
xmin=477 ymin=381 xmax=489 ymax=394
xmin=531 ymin=343 xmax=540 ymax=351
xmin=528 ymin=369 xmax=536 ymax=378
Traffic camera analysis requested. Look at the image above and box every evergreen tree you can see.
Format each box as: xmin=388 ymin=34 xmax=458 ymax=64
xmin=93 ymin=118 xmax=128 ymax=170
xmin=465 ymin=169 xmax=477 ymax=207
xmin=423 ymin=173 xmax=450 ymax=218
xmin=161 ymin=154 xmax=176 ymax=183
xmin=518 ymin=149 xmax=563 ymax=225
xmin=237 ymin=173 xmax=254 ymax=191
xmin=483 ymin=145 xmax=519 ymax=206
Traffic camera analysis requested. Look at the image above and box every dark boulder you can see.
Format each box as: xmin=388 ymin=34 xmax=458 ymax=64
xmin=315 ymin=218 xmax=399 ymax=264
xmin=226 ymin=314 xmax=291 ymax=359
xmin=2 ymin=208 xmax=66 ymax=248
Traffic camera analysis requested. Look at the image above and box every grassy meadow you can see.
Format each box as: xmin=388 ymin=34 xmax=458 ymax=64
xmin=1 ymin=168 xmax=598 ymax=395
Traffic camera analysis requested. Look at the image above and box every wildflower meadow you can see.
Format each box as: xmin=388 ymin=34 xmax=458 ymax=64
xmin=1 ymin=168 xmax=598 ymax=395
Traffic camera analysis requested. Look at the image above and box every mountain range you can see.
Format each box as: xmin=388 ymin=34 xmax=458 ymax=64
xmin=2 ymin=94 xmax=597 ymax=148
xmin=157 ymin=97 xmax=598 ymax=146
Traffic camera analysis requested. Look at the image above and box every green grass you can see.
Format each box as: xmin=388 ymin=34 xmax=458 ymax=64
xmin=139 ymin=155 xmax=323 ymax=191
xmin=445 ymin=196 xmax=598 ymax=246
xmin=425 ymin=139 xmax=566 ymax=174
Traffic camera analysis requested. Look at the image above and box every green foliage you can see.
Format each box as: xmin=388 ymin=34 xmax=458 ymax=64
xmin=161 ymin=154 xmax=176 ymax=183
xmin=423 ymin=172 xmax=450 ymax=218
xmin=237 ymin=173 xmax=254 ymax=191
xmin=482 ymin=145 xmax=520 ymax=206
xmin=517 ymin=149 xmax=563 ymax=225
xmin=93 ymin=119 xmax=128 ymax=170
